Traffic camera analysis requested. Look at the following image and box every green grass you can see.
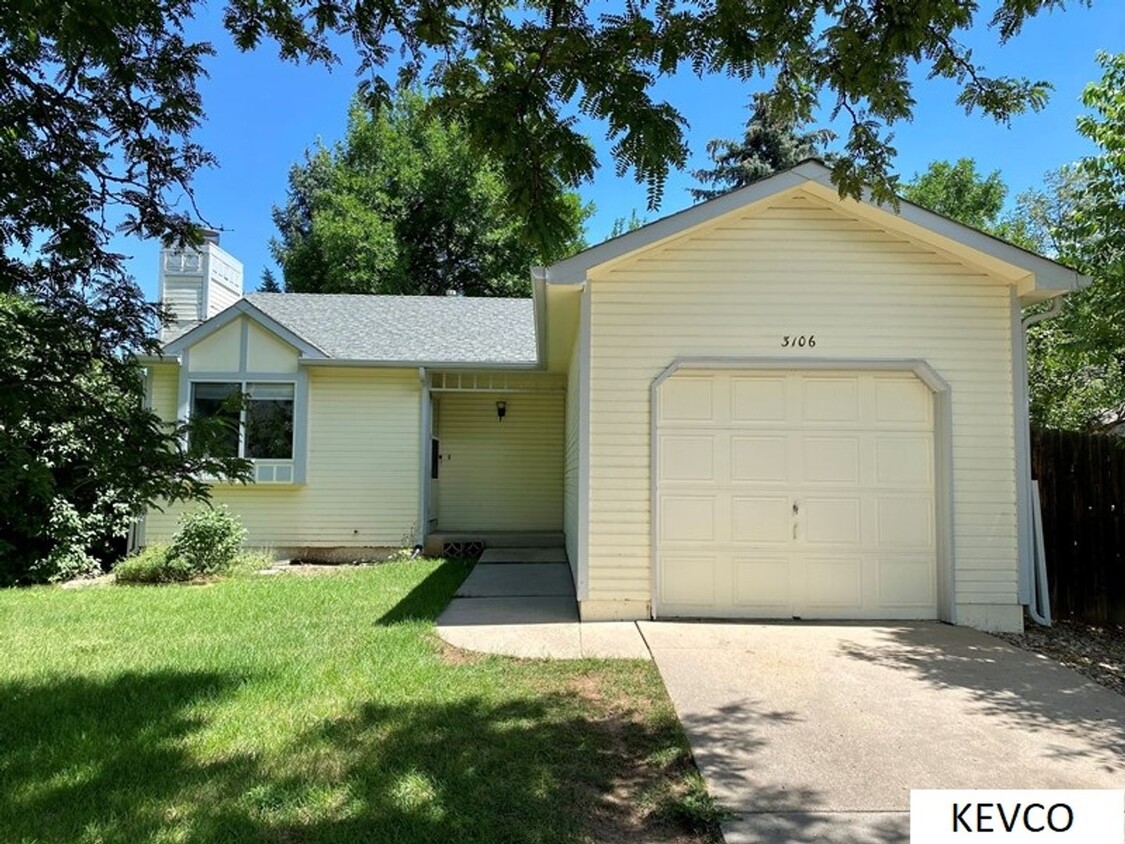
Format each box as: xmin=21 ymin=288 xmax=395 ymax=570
xmin=0 ymin=559 xmax=718 ymax=843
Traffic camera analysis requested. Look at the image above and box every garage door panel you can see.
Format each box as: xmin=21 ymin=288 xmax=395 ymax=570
xmin=660 ymin=495 xmax=717 ymax=542
xmin=656 ymin=370 xmax=937 ymax=621
xmin=731 ymin=377 xmax=787 ymax=423
xmin=659 ymin=435 xmax=716 ymax=482
xmin=732 ymin=496 xmax=790 ymax=543
xmin=660 ymin=555 xmax=718 ymax=606
xmin=803 ymin=556 xmax=863 ymax=609
xmin=874 ymin=436 xmax=933 ymax=486
xmin=734 ymin=556 xmax=791 ymax=608
xmin=660 ymin=377 xmax=714 ymax=422
xmin=802 ymin=437 xmax=860 ymax=484
xmin=874 ymin=377 xmax=932 ymax=426
xmin=801 ymin=377 xmax=860 ymax=422
xmin=803 ymin=497 xmax=862 ymax=544
xmin=731 ymin=436 xmax=788 ymax=483
xmin=875 ymin=496 xmax=934 ymax=546
xmin=877 ymin=556 xmax=936 ymax=607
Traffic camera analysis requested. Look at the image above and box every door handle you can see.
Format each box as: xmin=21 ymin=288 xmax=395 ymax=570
xmin=792 ymin=500 xmax=799 ymax=540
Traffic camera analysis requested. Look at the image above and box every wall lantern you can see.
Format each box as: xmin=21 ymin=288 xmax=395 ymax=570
xmin=496 ymin=400 xmax=507 ymax=422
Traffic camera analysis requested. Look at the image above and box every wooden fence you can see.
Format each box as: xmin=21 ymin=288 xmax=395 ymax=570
xmin=1031 ymin=428 xmax=1125 ymax=625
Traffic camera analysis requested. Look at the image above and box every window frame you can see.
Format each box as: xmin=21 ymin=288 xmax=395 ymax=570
xmin=178 ymin=349 xmax=308 ymax=486
xmin=189 ymin=378 xmax=297 ymax=462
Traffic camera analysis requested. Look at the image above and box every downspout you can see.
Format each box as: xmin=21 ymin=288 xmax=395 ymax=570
xmin=1020 ymin=297 xmax=1064 ymax=626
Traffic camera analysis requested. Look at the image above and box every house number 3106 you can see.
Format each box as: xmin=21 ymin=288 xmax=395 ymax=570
xmin=782 ymin=335 xmax=816 ymax=348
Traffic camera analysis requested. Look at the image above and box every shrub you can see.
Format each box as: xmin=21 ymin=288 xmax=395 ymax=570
xmin=113 ymin=544 xmax=183 ymax=584
xmin=115 ymin=508 xmax=249 ymax=585
xmin=169 ymin=507 xmax=246 ymax=576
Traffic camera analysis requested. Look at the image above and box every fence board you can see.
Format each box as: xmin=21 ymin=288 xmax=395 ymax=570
xmin=1031 ymin=428 xmax=1125 ymax=624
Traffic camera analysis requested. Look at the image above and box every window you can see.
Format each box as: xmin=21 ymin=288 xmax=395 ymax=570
xmin=246 ymin=384 xmax=294 ymax=459
xmin=190 ymin=382 xmax=241 ymax=457
xmin=190 ymin=381 xmax=294 ymax=460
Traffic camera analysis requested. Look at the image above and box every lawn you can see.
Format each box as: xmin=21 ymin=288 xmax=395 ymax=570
xmin=0 ymin=559 xmax=719 ymax=843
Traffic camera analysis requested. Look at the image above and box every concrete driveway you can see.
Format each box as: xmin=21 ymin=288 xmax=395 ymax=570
xmin=639 ymin=622 xmax=1125 ymax=843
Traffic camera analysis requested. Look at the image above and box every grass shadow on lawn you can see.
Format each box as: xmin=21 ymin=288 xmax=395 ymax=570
xmin=373 ymin=557 xmax=474 ymax=626
xmin=0 ymin=669 xmax=708 ymax=843
xmin=0 ymin=669 xmax=257 ymax=842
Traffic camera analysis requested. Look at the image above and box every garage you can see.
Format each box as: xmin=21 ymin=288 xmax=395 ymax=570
xmin=654 ymin=368 xmax=940 ymax=619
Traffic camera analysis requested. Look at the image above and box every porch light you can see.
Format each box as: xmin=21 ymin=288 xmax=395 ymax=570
xmin=496 ymin=401 xmax=507 ymax=422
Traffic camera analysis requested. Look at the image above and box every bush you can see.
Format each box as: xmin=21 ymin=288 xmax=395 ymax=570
xmin=169 ymin=506 xmax=246 ymax=576
xmin=113 ymin=545 xmax=183 ymax=584
xmin=115 ymin=508 xmax=248 ymax=585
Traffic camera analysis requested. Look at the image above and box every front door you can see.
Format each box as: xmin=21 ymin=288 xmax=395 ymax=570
xmin=427 ymin=397 xmax=440 ymax=528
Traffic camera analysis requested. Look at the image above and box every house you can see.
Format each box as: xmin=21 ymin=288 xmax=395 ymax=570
xmin=140 ymin=161 xmax=1087 ymax=632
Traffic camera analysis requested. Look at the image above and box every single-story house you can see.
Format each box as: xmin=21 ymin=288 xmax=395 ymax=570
xmin=140 ymin=160 xmax=1087 ymax=632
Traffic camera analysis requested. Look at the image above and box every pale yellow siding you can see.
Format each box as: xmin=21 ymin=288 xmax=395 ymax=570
xmin=586 ymin=189 xmax=1017 ymax=612
xmin=246 ymin=321 xmax=298 ymax=372
xmin=563 ymin=335 xmax=581 ymax=576
xmin=146 ymin=367 xmax=421 ymax=548
xmin=188 ymin=319 xmax=241 ymax=371
xmin=437 ymin=387 xmax=564 ymax=531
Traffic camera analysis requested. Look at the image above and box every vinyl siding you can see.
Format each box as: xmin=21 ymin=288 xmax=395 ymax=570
xmin=437 ymin=386 xmax=564 ymax=531
xmin=207 ymin=279 xmax=240 ymax=317
xmin=146 ymin=366 xmax=421 ymax=547
xmin=563 ymin=334 xmax=581 ymax=577
xmin=587 ymin=189 xmax=1018 ymax=609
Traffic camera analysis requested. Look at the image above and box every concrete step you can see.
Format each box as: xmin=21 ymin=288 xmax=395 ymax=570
xmin=424 ymin=531 xmax=564 ymax=555
xmin=478 ymin=547 xmax=568 ymax=564
xmin=456 ymin=563 xmax=574 ymax=598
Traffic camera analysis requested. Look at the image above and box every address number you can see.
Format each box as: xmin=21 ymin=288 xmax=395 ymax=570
xmin=782 ymin=335 xmax=816 ymax=348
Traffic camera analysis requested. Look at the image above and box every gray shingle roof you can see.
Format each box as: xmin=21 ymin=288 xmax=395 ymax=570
xmin=242 ymin=293 xmax=537 ymax=365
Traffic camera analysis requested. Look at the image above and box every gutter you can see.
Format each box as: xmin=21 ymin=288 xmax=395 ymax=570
xmin=1020 ymin=297 xmax=1065 ymax=626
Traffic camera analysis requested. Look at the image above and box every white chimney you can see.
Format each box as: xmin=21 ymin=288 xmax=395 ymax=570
xmin=159 ymin=229 xmax=244 ymax=341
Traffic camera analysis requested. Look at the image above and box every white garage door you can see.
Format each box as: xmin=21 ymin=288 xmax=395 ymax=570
xmin=655 ymin=370 xmax=937 ymax=619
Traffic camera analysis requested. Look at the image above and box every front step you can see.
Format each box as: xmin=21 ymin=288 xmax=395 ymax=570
xmin=423 ymin=531 xmax=565 ymax=556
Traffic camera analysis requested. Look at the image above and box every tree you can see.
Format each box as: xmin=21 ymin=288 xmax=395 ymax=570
xmin=259 ymin=267 xmax=282 ymax=293
xmin=901 ymin=158 xmax=1038 ymax=249
xmin=0 ymin=0 xmax=1087 ymax=577
xmin=608 ymin=211 xmax=648 ymax=239
xmin=1 ymin=0 xmax=253 ymax=582
xmin=1016 ymin=55 xmax=1125 ymax=430
xmin=271 ymin=90 xmax=588 ymax=296
xmin=691 ymin=93 xmax=835 ymax=201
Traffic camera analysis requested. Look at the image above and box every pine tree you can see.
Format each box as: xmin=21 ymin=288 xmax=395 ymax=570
xmin=691 ymin=94 xmax=835 ymax=201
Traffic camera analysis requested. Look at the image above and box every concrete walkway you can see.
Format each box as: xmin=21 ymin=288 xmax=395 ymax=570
xmin=436 ymin=548 xmax=650 ymax=660
xmin=640 ymin=621 xmax=1125 ymax=843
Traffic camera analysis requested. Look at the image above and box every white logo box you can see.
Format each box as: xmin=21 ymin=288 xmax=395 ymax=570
xmin=910 ymin=790 xmax=1124 ymax=843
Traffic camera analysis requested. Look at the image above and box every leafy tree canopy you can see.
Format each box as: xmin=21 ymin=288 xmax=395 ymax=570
xmin=691 ymin=93 xmax=835 ymax=201
xmin=271 ymin=89 xmax=588 ymax=296
xmin=901 ymin=158 xmax=1038 ymax=248
xmin=1018 ymin=53 xmax=1125 ymax=431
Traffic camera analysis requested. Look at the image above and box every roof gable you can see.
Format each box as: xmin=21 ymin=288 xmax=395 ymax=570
xmin=545 ymin=160 xmax=1087 ymax=300
xmin=162 ymin=299 xmax=328 ymax=359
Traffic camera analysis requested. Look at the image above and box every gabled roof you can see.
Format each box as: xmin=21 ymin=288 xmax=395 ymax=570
xmin=162 ymin=293 xmax=539 ymax=367
xmin=543 ymin=160 xmax=1089 ymax=298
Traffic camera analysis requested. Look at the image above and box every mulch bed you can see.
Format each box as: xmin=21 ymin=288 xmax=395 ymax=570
xmin=997 ymin=617 xmax=1125 ymax=698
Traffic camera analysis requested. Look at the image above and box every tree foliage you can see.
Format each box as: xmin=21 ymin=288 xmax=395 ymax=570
xmin=271 ymin=90 xmax=588 ymax=296
xmin=901 ymin=158 xmax=1037 ymax=248
xmin=691 ymin=93 xmax=835 ymax=201
xmin=1018 ymin=54 xmax=1125 ymax=430
xmin=0 ymin=0 xmax=250 ymax=581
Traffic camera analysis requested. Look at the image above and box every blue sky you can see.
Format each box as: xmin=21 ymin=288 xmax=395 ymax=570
xmin=121 ymin=2 xmax=1125 ymax=300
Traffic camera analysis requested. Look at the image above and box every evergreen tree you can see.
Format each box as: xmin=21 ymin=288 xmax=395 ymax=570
xmin=691 ymin=94 xmax=835 ymax=201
